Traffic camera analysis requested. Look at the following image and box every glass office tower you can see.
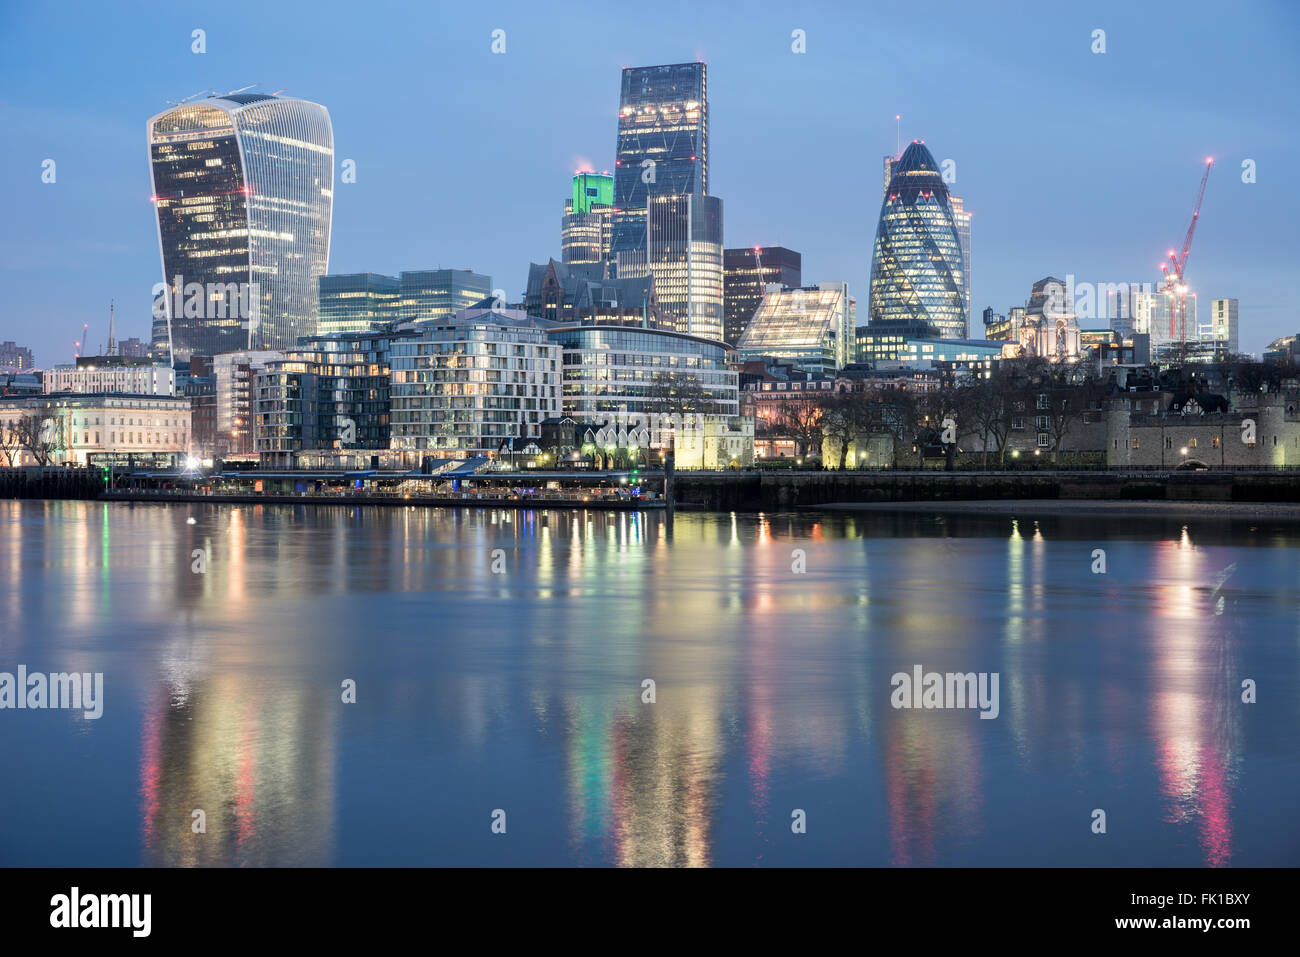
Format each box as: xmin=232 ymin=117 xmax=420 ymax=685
xmin=318 ymin=273 xmax=400 ymax=335
xmin=869 ymin=141 xmax=966 ymax=338
xmin=723 ymin=246 xmax=802 ymax=346
xmin=148 ymin=92 xmax=334 ymax=359
xmin=638 ymin=193 xmax=724 ymax=342
xmin=949 ymin=195 xmax=972 ymax=331
xmin=612 ymin=63 xmax=708 ymax=266
xmin=398 ymin=269 xmax=493 ymax=321
xmin=562 ymin=172 xmax=615 ymax=270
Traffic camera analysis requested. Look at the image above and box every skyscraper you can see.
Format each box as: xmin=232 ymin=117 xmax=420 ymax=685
xmin=611 ymin=63 xmax=722 ymax=342
xmin=869 ymin=141 xmax=966 ymax=338
xmin=949 ymin=195 xmax=972 ymax=329
xmin=148 ymin=92 xmax=334 ymax=359
xmin=612 ymin=62 xmax=708 ymax=271
xmin=723 ymin=246 xmax=801 ymax=346
xmin=562 ymin=172 xmax=614 ymax=271
xmin=398 ymin=269 xmax=493 ymax=321
xmin=318 ymin=273 xmax=401 ymax=335
xmin=620 ymin=192 xmax=723 ymax=341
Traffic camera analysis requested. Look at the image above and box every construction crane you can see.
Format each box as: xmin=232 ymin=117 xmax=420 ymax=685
xmin=1159 ymin=158 xmax=1213 ymax=358
xmin=72 ymin=322 xmax=88 ymax=361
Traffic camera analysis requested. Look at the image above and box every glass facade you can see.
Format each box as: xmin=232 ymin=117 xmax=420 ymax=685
xmin=149 ymin=93 xmax=334 ymax=358
xmin=547 ymin=324 xmax=737 ymax=419
xmin=869 ymin=141 xmax=967 ymax=338
xmin=735 ymin=284 xmax=851 ymax=374
xmin=856 ymin=318 xmax=942 ymax=362
xmin=398 ymin=269 xmax=493 ymax=321
xmin=318 ymin=273 xmax=400 ymax=335
xmin=612 ymin=62 xmax=708 ymax=261
xmin=632 ymin=193 xmax=724 ymax=341
xmin=723 ymin=246 xmax=802 ymax=346
xmin=949 ymin=195 xmax=972 ymax=329
xmin=561 ymin=202 xmax=613 ymax=268
xmin=254 ymin=329 xmax=413 ymax=456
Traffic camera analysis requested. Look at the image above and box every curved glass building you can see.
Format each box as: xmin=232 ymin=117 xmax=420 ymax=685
xmin=148 ymin=92 xmax=333 ymax=358
xmin=869 ymin=141 xmax=966 ymax=338
xmin=547 ymin=324 xmax=737 ymax=419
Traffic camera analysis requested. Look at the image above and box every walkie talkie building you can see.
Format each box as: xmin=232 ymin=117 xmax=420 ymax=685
xmin=869 ymin=140 xmax=967 ymax=338
xmin=148 ymin=92 xmax=334 ymax=359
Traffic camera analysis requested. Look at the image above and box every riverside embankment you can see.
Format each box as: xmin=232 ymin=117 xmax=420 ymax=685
xmin=672 ymin=469 xmax=1300 ymax=510
xmin=6 ymin=467 xmax=1300 ymax=512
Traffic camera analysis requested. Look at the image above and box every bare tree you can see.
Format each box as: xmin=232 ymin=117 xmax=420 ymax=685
xmin=646 ymin=371 xmax=723 ymax=417
xmin=963 ymin=378 xmax=1011 ymax=469
xmin=860 ymin=388 xmax=921 ymax=468
xmin=820 ymin=392 xmax=862 ymax=469
xmin=773 ymin=398 xmax=824 ymax=460
xmin=1042 ymin=370 xmax=1105 ymax=466
xmin=0 ymin=418 xmax=23 ymax=467
xmin=14 ymin=413 xmax=58 ymax=466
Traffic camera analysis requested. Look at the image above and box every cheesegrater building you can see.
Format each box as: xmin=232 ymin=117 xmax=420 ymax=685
xmin=148 ymin=92 xmax=334 ymax=359
xmin=869 ymin=141 xmax=966 ymax=338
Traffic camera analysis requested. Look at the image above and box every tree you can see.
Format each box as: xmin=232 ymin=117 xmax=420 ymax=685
xmin=646 ymin=371 xmax=723 ymax=417
xmin=0 ymin=418 xmax=23 ymax=467
xmin=861 ymin=388 xmax=920 ymax=468
xmin=773 ymin=398 xmax=823 ymax=460
xmin=931 ymin=383 xmax=984 ymax=471
xmin=1037 ymin=367 xmax=1104 ymax=466
xmin=14 ymin=413 xmax=58 ymax=466
xmin=820 ymin=392 xmax=864 ymax=469
xmin=964 ymin=377 xmax=1012 ymax=469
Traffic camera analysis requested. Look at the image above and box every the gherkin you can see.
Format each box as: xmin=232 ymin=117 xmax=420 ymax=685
xmin=869 ymin=141 xmax=967 ymax=338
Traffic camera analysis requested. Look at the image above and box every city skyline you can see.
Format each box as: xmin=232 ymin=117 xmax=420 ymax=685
xmin=2 ymin=1 xmax=1298 ymax=366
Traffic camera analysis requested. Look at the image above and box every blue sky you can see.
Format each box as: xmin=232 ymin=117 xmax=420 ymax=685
xmin=1 ymin=0 xmax=1297 ymax=365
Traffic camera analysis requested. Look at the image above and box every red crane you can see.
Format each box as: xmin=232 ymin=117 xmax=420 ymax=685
xmin=1159 ymin=158 xmax=1213 ymax=351
xmin=72 ymin=322 xmax=88 ymax=361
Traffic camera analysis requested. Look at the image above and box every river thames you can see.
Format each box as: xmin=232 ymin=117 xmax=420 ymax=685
xmin=1 ymin=499 xmax=1297 ymax=867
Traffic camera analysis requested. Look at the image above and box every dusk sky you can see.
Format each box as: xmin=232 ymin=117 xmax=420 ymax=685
xmin=1 ymin=0 xmax=1297 ymax=366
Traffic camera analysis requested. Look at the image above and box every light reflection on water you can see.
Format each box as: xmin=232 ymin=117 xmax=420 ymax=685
xmin=0 ymin=499 xmax=1296 ymax=867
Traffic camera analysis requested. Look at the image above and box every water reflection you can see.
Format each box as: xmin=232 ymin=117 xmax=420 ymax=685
xmin=0 ymin=500 xmax=1296 ymax=867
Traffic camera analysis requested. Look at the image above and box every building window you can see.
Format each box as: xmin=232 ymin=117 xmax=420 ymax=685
xmin=1036 ymin=394 xmax=1049 ymax=410
xmin=1131 ymin=438 xmax=1140 ymax=449
xmin=1011 ymin=417 xmax=1025 ymax=430
xmin=1189 ymin=438 xmax=1198 ymax=449
xmin=1212 ymin=436 xmax=1220 ymax=448
xmin=1037 ymin=433 xmax=1050 ymax=448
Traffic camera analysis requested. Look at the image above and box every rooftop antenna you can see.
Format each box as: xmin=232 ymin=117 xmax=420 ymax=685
xmin=107 ymin=300 xmax=117 ymax=357
xmin=895 ymin=115 xmax=902 ymax=159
